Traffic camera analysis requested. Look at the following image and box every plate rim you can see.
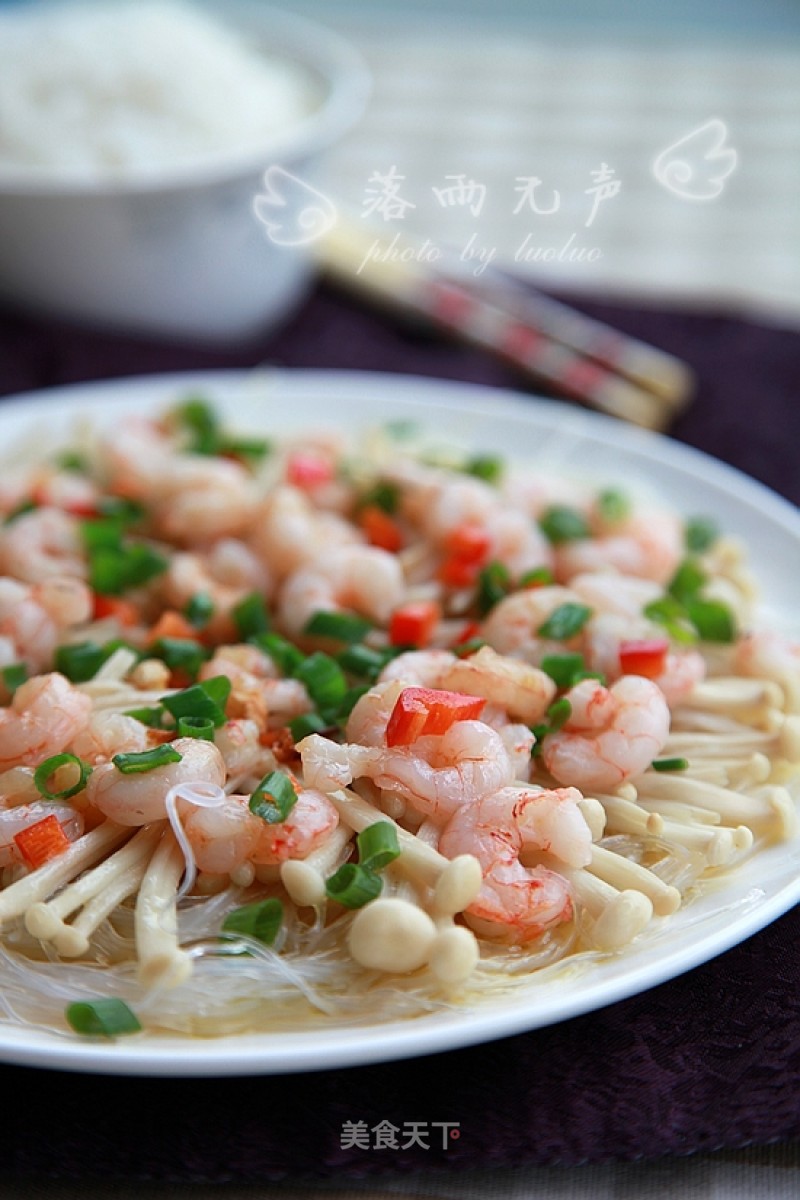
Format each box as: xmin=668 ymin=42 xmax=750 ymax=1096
xmin=0 ymin=365 xmax=797 ymax=1077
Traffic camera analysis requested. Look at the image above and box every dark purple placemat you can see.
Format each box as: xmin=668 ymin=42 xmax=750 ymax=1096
xmin=0 ymin=287 xmax=798 ymax=1181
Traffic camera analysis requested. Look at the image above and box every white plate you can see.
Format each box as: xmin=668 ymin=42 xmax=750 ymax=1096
xmin=0 ymin=367 xmax=797 ymax=1077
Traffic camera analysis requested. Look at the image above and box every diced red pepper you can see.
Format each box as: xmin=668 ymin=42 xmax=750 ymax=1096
xmin=146 ymin=610 xmax=197 ymax=645
xmin=619 ymin=637 xmax=669 ymax=679
xmin=438 ymin=521 xmax=491 ymax=588
xmin=456 ymin=620 xmax=482 ymax=645
xmin=359 ymin=504 xmax=404 ymax=553
xmin=444 ymin=522 xmax=491 ymax=564
xmin=286 ymin=452 xmax=334 ymax=489
xmin=438 ymin=556 xmax=481 ymax=589
xmin=13 ymin=814 xmax=70 ymax=869
xmin=386 ymin=686 xmax=487 ymax=747
xmin=388 ymin=601 xmax=441 ymax=647
xmin=93 ymin=594 xmax=140 ymax=626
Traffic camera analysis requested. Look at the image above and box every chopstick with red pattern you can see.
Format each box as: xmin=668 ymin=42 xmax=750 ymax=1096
xmin=316 ymin=222 xmax=694 ymax=431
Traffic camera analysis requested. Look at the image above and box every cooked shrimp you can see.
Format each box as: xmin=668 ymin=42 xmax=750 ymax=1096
xmin=0 ymin=576 xmax=93 ymax=672
xmin=181 ymin=794 xmax=262 ymax=875
xmin=585 ymin=613 xmax=706 ymax=707
xmin=554 ymin=513 xmax=683 ymax=586
xmin=735 ymin=631 xmax=800 ymax=713
xmin=570 ymin=571 xmax=663 ymax=619
xmin=277 ymin=545 xmax=405 ymax=637
xmin=442 ymin=646 xmax=556 ymax=726
xmin=71 ymin=713 xmax=151 ymax=764
xmin=251 ymin=787 xmax=339 ymax=864
xmin=214 ymin=719 xmax=275 ymax=779
xmin=481 ymin=585 xmax=583 ymax=661
xmin=86 ymin=737 xmax=226 ymax=826
xmin=299 ymin=720 xmax=515 ymax=823
xmin=200 ymin=651 xmax=311 ymax=728
xmin=541 ymin=676 xmax=671 ymax=791
xmin=0 ymin=672 xmax=91 ymax=769
xmin=105 ymin=420 xmax=256 ymax=542
xmin=250 ymin=485 xmax=362 ymax=580
xmin=163 ymin=541 xmax=272 ymax=636
xmin=438 ymin=786 xmax=590 ymax=944
xmin=0 ymin=507 xmax=86 ymax=583
xmin=345 ymin=680 xmax=405 ymax=747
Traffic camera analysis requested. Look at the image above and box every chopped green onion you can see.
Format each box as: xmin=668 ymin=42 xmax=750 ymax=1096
xmin=221 ymin=897 xmax=283 ymax=945
xmin=96 ymin=497 xmax=146 ymax=524
xmin=668 ymin=558 xmax=706 ymax=604
xmin=529 ymin=724 xmax=547 ymax=756
xmin=81 ymin=516 xmax=127 ymax=551
xmin=685 ymin=516 xmax=719 ymax=553
xmin=538 ymin=505 xmax=590 ymax=544
xmin=358 ymin=481 xmax=400 ymax=514
xmin=537 ymin=602 xmax=592 ymax=640
xmin=325 ymin=863 xmax=382 ymax=908
xmin=218 ymin=434 xmax=271 ymax=465
xmin=251 ymin=631 xmax=305 ymax=676
xmin=55 ymin=641 xmax=109 ymax=683
xmin=162 ymin=676 xmax=231 ymax=727
xmin=337 ymin=644 xmax=391 ymax=681
xmin=596 ymin=488 xmax=631 ymax=523
xmin=288 ymin=711 xmax=330 ymax=741
xmin=34 ymin=753 xmax=93 ymax=801
xmin=88 ymin=542 xmax=168 ymax=595
xmin=686 ymin=598 xmax=737 ymax=643
xmin=249 ymin=770 xmax=297 ymax=824
xmin=123 ymin=705 xmax=165 ymax=728
xmin=65 ymin=998 xmax=141 ymax=1038
xmin=113 ymin=745 xmax=183 ymax=774
xmin=454 ymin=637 xmax=487 ymax=658
xmin=177 ymin=716 xmax=215 ymax=741
xmin=183 ymin=592 xmax=215 ymax=628
xmin=545 ymin=697 xmax=572 ymax=732
xmin=651 ymin=757 xmax=689 ymax=772
xmin=464 ymin=454 xmax=503 ymax=484
xmin=357 ymin=821 xmax=401 ymax=871
xmin=294 ymin=652 xmax=348 ymax=711
xmin=517 ymin=566 xmax=555 ymax=588
xmin=3 ymin=498 xmax=38 ymax=525
xmin=55 ymin=450 xmax=89 ymax=473
xmin=476 ymin=561 xmax=512 ymax=615
xmin=1 ymin=662 xmax=28 ymax=695
xmin=642 ymin=597 xmax=697 ymax=645
xmin=304 ymin=610 xmax=373 ymax=644
xmin=149 ymin=637 xmax=207 ymax=680
xmin=171 ymin=396 xmax=219 ymax=455
xmin=540 ymin=653 xmax=586 ymax=688
xmin=231 ymin=592 xmax=270 ymax=639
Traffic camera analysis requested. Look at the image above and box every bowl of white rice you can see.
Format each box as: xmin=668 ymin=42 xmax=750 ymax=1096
xmin=0 ymin=0 xmax=369 ymax=341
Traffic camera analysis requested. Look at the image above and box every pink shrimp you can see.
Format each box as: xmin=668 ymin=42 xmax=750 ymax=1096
xmin=734 ymin=631 xmax=800 ymax=712
xmin=86 ymin=737 xmax=226 ymax=826
xmin=0 ymin=672 xmax=91 ymax=770
xmin=0 ymin=576 xmax=93 ymax=672
xmin=438 ymin=786 xmax=591 ymax=944
xmin=481 ymin=585 xmax=583 ymax=662
xmin=182 ymin=786 xmax=338 ymax=874
xmin=277 ymin=544 xmax=405 ymax=638
xmin=299 ymin=719 xmax=515 ymax=824
xmin=541 ymin=676 xmax=670 ymax=791
xmin=584 ymin=612 xmax=706 ymax=707
xmin=554 ymin=512 xmax=683 ymax=587
xmin=0 ymin=507 xmax=86 ymax=584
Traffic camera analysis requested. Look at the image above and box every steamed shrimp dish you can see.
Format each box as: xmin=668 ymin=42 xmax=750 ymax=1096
xmin=0 ymin=395 xmax=796 ymax=1041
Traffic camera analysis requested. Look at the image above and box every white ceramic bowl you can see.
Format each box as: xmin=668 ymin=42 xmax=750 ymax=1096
xmin=0 ymin=1 xmax=369 ymax=343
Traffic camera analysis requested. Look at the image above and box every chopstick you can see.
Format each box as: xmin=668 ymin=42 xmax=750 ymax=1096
xmin=314 ymin=221 xmax=695 ymax=431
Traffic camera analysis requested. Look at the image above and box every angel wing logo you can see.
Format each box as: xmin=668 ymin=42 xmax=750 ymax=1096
xmin=252 ymin=166 xmax=338 ymax=246
xmin=652 ymin=119 xmax=738 ymax=201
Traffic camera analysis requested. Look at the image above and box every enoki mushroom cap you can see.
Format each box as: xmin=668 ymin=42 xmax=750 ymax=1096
xmin=348 ymin=898 xmax=437 ymax=973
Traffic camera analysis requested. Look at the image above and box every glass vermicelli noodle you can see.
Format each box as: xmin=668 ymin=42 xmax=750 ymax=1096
xmin=0 ymin=394 xmax=797 ymax=1040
